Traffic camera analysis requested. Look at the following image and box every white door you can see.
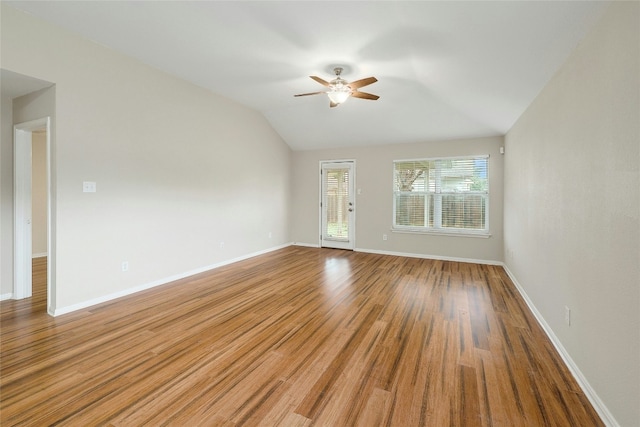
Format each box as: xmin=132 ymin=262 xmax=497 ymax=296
xmin=320 ymin=161 xmax=355 ymax=250
xmin=14 ymin=127 xmax=33 ymax=299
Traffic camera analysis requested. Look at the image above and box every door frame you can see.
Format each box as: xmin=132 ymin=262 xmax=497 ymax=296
xmin=14 ymin=117 xmax=51 ymax=311
xmin=319 ymin=160 xmax=356 ymax=250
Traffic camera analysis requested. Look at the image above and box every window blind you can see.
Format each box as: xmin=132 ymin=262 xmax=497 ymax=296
xmin=393 ymin=156 xmax=489 ymax=233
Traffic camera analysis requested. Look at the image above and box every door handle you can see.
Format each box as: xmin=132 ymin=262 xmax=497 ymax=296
xmin=348 ymin=208 xmax=353 ymax=212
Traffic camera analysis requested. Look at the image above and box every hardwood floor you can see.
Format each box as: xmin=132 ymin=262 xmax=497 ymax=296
xmin=1 ymin=248 xmax=602 ymax=426
xmin=1 ymin=256 xmax=47 ymax=317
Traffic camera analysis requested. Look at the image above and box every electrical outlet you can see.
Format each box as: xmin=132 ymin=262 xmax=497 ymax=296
xmin=268 ymin=232 xmax=272 ymax=239
xmin=565 ymin=306 xmax=571 ymax=326
xmin=383 ymin=234 xmax=388 ymax=241
xmin=219 ymin=241 xmax=225 ymax=249
xmin=121 ymin=261 xmax=129 ymax=272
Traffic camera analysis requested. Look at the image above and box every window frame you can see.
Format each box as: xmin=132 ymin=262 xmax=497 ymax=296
xmin=392 ymin=155 xmax=490 ymax=238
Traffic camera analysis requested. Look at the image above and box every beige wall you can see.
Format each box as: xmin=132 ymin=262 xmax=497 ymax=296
xmin=292 ymin=136 xmax=504 ymax=263
xmin=504 ymin=2 xmax=639 ymax=425
xmin=31 ymin=131 xmax=47 ymax=256
xmin=1 ymin=5 xmax=292 ymax=312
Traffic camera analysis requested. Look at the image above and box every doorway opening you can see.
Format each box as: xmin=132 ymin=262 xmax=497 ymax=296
xmin=14 ymin=117 xmax=51 ymax=314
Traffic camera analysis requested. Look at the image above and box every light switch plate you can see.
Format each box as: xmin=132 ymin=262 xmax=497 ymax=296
xmin=83 ymin=181 xmax=96 ymax=193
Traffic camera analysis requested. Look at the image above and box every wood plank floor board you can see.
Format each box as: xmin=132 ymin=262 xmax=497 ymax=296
xmin=0 ymin=248 xmax=603 ymax=426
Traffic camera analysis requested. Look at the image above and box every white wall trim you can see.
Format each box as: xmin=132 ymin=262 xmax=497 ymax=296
xmin=354 ymin=247 xmax=503 ymax=266
xmin=502 ymin=265 xmax=619 ymax=427
xmin=294 ymin=245 xmax=502 ymax=268
xmin=293 ymin=242 xmax=320 ymax=248
xmin=53 ymin=243 xmax=293 ymax=316
xmin=32 ymin=253 xmax=47 ymax=258
xmin=0 ymin=292 xmax=14 ymax=301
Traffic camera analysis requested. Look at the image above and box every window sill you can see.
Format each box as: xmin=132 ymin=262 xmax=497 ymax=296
xmin=391 ymin=227 xmax=491 ymax=239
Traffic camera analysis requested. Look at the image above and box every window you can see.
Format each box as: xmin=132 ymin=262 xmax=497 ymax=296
xmin=393 ymin=156 xmax=489 ymax=235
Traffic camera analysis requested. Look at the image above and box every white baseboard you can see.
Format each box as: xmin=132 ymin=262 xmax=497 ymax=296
xmin=295 ymin=244 xmax=502 ymax=266
xmin=293 ymin=242 xmax=320 ymax=248
xmin=32 ymin=253 xmax=48 ymax=258
xmin=53 ymin=243 xmax=293 ymax=317
xmin=502 ymin=265 xmax=619 ymax=427
xmin=354 ymin=247 xmax=503 ymax=266
xmin=0 ymin=292 xmax=14 ymax=301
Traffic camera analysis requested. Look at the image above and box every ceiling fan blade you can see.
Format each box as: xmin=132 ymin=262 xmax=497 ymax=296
xmin=294 ymin=91 xmax=325 ymax=97
xmin=330 ymin=100 xmax=339 ymax=108
xmin=310 ymin=76 xmax=331 ymax=87
xmin=351 ymin=91 xmax=380 ymax=100
xmin=348 ymin=77 xmax=377 ymax=89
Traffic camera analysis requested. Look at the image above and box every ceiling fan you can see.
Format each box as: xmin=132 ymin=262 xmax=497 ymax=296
xmin=294 ymin=67 xmax=379 ymax=108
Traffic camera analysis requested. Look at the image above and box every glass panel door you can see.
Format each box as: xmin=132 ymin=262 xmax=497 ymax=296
xmin=321 ymin=161 xmax=355 ymax=250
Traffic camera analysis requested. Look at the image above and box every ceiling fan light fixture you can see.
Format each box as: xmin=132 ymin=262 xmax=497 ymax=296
xmin=327 ymin=88 xmax=351 ymax=104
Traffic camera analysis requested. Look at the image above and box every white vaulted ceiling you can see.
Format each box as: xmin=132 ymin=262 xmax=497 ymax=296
xmin=5 ymin=1 xmax=609 ymax=150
